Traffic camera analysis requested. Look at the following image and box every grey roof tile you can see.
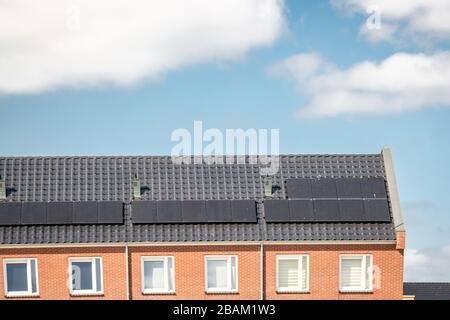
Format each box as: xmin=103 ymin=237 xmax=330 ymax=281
xmin=0 ymin=154 xmax=395 ymax=244
xmin=404 ymin=283 xmax=450 ymax=300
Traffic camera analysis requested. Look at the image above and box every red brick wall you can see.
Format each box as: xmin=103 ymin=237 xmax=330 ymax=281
xmin=264 ymin=244 xmax=404 ymax=300
xmin=1 ymin=243 xmax=404 ymax=300
xmin=129 ymin=245 xmax=261 ymax=300
xmin=0 ymin=247 xmax=127 ymax=300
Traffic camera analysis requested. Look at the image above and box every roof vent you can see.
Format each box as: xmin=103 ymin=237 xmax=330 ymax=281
xmin=132 ymin=175 xmax=141 ymax=200
xmin=263 ymin=176 xmax=273 ymax=198
xmin=0 ymin=175 xmax=5 ymax=201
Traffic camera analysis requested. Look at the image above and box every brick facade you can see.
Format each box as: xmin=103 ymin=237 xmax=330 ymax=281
xmin=264 ymin=244 xmax=404 ymax=300
xmin=0 ymin=243 xmax=404 ymax=300
xmin=0 ymin=246 xmax=127 ymax=300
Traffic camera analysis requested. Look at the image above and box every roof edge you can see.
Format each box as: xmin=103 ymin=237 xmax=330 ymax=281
xmin=0 ymin=240 xmax=397 ymax=249
xmin=382 ymin=147 xmax=405 ymax=232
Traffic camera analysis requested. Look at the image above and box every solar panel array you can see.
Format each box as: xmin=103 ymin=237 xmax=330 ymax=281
xmin=265 ymin=177 xmax=390 ymax=223
xmin=132 ymin=200 xmax=257 ymax=224
xmin=286 ymin=177 xmax=387 ymax=199
xmin=0 ymin=201 xmax=123 ymax=225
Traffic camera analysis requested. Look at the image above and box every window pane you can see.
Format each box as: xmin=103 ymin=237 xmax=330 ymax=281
xmin=30 ymin=260 xmax=37 ymax=293
xmin=207 ymin=259 xmax=227 ymax=289
xmin=341 ymin=258 xmax=362 ymax=288
xmin=167 ymin=257 xmax=174 ymax=291
xmin=230 ymin=257 xmax=237 ymax=290
xmin=278 ymin=259 xmax=298 ymax=289
xmin=95 ymin=258 xmax=102 ymax=292
xmin=72 ymin=261 xmax=93 ymax=290
xmin=6 ymin=263 xmax=28 ymax=292
xmin=301 ymin=256 xmax=308 ymax=290
xmin=365 ymin=256 xmax=371 ymax=290
xmin=144 ymin=261 xmax=164 ymax=290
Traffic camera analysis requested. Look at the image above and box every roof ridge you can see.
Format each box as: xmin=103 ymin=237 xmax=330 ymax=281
xmin=0 ymin=153 xmax=382 ymax=159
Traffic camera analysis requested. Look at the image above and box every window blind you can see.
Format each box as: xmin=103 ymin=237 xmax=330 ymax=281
xmin=341 ymin=258 xmax=362 ymax=288
xmin=278 ymin=259 xmax=299 ymax=289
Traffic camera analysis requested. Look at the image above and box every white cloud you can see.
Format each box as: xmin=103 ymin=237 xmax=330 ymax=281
xmin=331 ymin=0 xmax=450 ymax=44
xmin=405 ymin=246 xmax=450 ymax=281
xmin=268 ymin=51 xmax=450 ymax=118
xmin=0 ymin=0 xmax=285 ymax=94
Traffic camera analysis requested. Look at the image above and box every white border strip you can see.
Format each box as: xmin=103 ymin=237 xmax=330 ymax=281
xmin=0 ymin=240 xmax=396 ymax=249
xmin=382 ymin=147 xmax=405 ymax=231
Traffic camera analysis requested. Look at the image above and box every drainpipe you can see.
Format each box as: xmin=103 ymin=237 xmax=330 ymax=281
xmin=125 ymin=244 xmax=130 ymax=300
xmin=260 ymin=243 xmax=264 ymax=300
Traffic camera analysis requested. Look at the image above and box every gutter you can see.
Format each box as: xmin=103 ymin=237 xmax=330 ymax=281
xmin=0 ymin=240 xmax=396 ymax=249
xmin=260 ymin=242 xmax=264 ymax=300
xmin=125 ymin=244 xmax=130 ymax=300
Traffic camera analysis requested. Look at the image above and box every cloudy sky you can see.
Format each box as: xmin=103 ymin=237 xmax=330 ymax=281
xmin=1 ymin=0 xmax=449 ymax=281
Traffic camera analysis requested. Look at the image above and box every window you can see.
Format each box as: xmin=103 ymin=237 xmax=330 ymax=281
xmin=276 ymin=255 xmax=309 ymax=292
xmin=141 ymin=256 xmax=175 ymax=294
xmin=3 ymin=258 xmax=39 ymax=297
xmin=205 ymin=256 xmax=237 ymax=293
xmin=340 ymin=255 xmax=373 ymax=292
xmin=69 ymin=257 xmax=103 ymax=295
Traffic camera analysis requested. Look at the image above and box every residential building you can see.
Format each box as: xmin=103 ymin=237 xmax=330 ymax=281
xmin=0 ymin=148 xmax=405 ymax=299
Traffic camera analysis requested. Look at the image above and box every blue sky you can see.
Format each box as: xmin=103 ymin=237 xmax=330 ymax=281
xmin=1 ymin=0 xmax=449 ymax=280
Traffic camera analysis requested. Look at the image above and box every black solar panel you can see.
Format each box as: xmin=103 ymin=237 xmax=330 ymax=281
xmin=311 ymin=178 xmax=337 ymax=198
xmin=21 ymin=202 xmax=47 ymax=225
xmin=0 ymin=202 xmax=22 ymax=225
xmin=47 ymin=202 xmax=73 ymax=224
xmin=361 ymin=177 xmax=387 ymax=199
xmin=73 ymin=202 xmax=98 ymax=224
xmin=289 ymin=200 xmax=314 ymax=222
xmin=182 ymin=200 xmax=207 ymax=223
xmin=338 ymin=200 xmax=365 ymax=222
xmin=132 ymin=201 xmax=157 ymax=223
xmin=98 ymin=201 xmax=123 ymax=224
xmin=230 ymin=200 xmax=257 ymax=223
xmin=264 ymin=200 xmax=290 ymax=222
xmin=0 ymin=201 xmax=124 ymax=225
xmin=157 ymin=200 xmax=182 ymax=223
xmin=363 ymin=199 xmax=391 ymax=222
xmin=286 ymin=179 xmax=312 ymax=199
xmin=206 ymin=200 xmax=231 ymax=223
xmin=336 ymin=178 xmax=362 ymax=198
xmin=313 ymin=200 xmax=339 ymax=221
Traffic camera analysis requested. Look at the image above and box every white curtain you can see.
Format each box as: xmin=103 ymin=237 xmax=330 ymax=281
xmin=144 ymin=261 xmax=164 ymax=289
xmin=207 ymin=259 xmax=227 ymax=289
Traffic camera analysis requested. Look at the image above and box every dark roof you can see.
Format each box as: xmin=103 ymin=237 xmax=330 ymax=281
xmin=0 ymin=154 xmax=395 ymax=245
xmin=404 ymin=283 xmax=450 ymax=300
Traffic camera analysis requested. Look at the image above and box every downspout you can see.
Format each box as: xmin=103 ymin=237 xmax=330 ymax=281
xmin=125 ymin=244 xmax=130 ymax=300
xmin=260 ymin=242 xmax=264 ymax=300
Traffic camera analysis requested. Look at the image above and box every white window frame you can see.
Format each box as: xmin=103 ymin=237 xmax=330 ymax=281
xmin=69 ymin=257 xmax=103 ymax=296
xmin=204 ymin=255 xmax=238 ymax=293
xmin=339 ymin=254 xmax=373 ymax=293
xmin=141 ymin=256 xmax=175 ymax=294
xmin=276 ymin=255 xmax=309 ymax=293
xmin=3 ymin=258 xmax=39 ymax=297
